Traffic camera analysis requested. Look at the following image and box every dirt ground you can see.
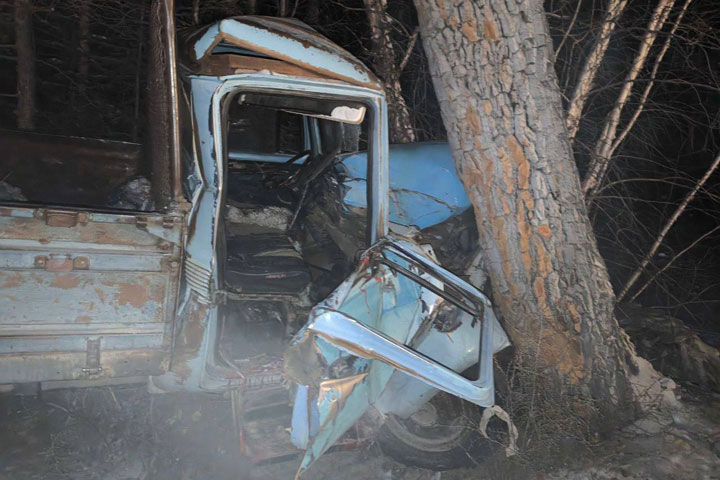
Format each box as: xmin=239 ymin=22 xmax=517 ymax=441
xmin=0 ymin=384 xmax=718 ymax=480
xmin=0 ymin=384 xmax=440 ymax=480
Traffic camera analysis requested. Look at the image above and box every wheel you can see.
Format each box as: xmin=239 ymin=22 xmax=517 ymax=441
xmin=377 ymin=392 xmax=498 ymax=471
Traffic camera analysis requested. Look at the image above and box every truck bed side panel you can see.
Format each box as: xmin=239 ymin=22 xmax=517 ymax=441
xmin=0 ymin=207 xmax=183 ymax=384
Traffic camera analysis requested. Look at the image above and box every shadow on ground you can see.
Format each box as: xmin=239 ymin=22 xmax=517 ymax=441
xmin=0 ymin=385 xmax=438 ymax=480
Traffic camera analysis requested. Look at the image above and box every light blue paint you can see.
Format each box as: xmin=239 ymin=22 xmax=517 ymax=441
xmin=290 ymin=241 xmax=435 ymax=474
xmin=290 ymin=385 xmax=319 ymax=449
xmin=192 ymin=17 xmax=377 ymax=88
xmin=289 ymin=238 xmax=511 ymax=476
xmin=338 ymin=142 xmax=471 ymax=229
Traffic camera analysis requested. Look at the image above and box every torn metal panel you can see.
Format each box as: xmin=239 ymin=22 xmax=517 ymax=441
xmin=286 ymin=238 xmax=509 ymax=476
xmin=375 ymin=304 xmax=509 ymax=418
xmin=182 ymin=77 xmax=223 ymax=304
xmin=184 ymin=17 xmax=382 ymax=90
xmin=337 ymin=142 xmax=471 ymax=229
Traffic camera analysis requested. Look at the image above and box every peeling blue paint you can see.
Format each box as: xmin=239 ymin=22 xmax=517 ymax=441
xmin=288 ymin=238 xmax=509 ymax=476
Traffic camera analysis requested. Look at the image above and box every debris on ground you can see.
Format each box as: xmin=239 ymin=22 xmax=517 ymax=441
xmin=618 ymin=303 xmax=720 ymax=393
xmin=1 ymin=383 xmax=718 ymax=480
xmin=0 ymin=385 xmax=436 ymax=480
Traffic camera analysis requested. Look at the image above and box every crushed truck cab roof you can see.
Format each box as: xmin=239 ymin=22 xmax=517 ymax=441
xmin=182 ymin=16 xmax=383 ymax=89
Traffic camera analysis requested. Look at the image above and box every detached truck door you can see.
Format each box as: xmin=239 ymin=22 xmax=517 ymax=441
xmin=284 ymin=237 xmax=506 ymax=476
xmin=0 ymin=206 xmax=182 ymax=385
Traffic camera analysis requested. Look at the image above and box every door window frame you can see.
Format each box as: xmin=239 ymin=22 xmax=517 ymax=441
xmin=210 ymin=75 xmax=389 ymax=248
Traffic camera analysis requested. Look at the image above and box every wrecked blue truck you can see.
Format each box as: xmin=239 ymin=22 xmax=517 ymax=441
xmin=0 ymin=16 xmax=509 ymax=474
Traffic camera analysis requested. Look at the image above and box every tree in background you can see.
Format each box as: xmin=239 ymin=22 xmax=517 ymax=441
xmin=14 ymin=0 xmax=34 ymax=130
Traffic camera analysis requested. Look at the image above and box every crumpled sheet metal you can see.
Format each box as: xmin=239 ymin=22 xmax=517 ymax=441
xmin=285 ymin=239 xmax=510 ymax=476
xmin=286 ymin=245 xmax=433 ymax=476
xmin=186 ymin=16 xmax=382 ymax=90
xmin=338 ymin=142 xmax=471 ymax=229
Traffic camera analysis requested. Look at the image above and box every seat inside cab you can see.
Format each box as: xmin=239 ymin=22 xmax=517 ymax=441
xmin=218 ymin=92 xmax=369 ymax=365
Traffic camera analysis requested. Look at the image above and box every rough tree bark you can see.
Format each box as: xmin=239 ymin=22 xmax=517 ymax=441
xmin=14 ymin=0 xmax=35 ymax=130
xmin=364 ymin=0 xmax=416 ymax=143
xmin=413 ymin=0 xmax=639 ymax=415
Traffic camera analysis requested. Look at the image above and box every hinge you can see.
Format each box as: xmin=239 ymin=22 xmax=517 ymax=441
xmin=162 ymin=216 xmax=177 ymax=229
xmin=82 ymin=338 xmax=103 ymax=375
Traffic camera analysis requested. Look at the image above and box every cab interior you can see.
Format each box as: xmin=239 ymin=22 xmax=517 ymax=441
xmin=216 ymin=91 xmax=371 ymax=370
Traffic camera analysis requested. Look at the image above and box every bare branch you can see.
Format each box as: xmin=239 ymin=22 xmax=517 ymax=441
xmin=617 ymin=149 xmax=720 ymax=302
xmin=628 ymin=224 xmax=720 ymax=302
xmin=553 ymin=0 xmax=583 ymax=61
xmin=398 ymin=26 xmax=419 ymax=74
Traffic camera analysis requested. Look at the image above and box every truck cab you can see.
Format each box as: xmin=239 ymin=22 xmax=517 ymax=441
xmin=0 ymin=16 xmax=509 ymax=474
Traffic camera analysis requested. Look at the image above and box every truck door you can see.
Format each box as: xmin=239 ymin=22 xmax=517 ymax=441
xmin=284 ymin=237 xmax=505 ymax=475
xmin=0 ymin=206 xmax=182 ymax=385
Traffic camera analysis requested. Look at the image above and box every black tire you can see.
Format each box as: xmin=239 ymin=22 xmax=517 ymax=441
xmin=377 ymin=392 xmax=498 ymax=471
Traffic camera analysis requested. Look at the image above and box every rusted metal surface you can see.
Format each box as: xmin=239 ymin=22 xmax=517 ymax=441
xmin=0 ymin=206 xmax=182 ymax=384
xmin=0 ymin=349 xmax=167 ymax=383
xmin=202 ymin=55 xmax=329 ymax=80
xmin=0 ymin=208 xmax=177 ymax=248
xmin=163 ymin=0 xmax=183 ymax=206
xmin=0 ymin=129 xmax=141 ymax=207
xmin=182 ymin=17 xmax=383 ymax=90
xmin=147 ymin=0 xmax=186 ymax=210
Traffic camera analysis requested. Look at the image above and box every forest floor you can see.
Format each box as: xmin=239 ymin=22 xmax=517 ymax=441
xmin=0 ymin=383 xmax=718 ymax=480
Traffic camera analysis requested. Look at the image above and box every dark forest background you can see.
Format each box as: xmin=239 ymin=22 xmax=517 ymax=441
xmin=0 ymin=0 xmax=718 ymax=345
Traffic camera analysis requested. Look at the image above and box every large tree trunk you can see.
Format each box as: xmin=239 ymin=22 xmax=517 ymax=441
xmin=364 ymin=0 xmax=416 ymax=144
xmin=14 ymin=0 xmax=35 ymax=130
xmin=413 ymin=0 xmax=639 ymax=417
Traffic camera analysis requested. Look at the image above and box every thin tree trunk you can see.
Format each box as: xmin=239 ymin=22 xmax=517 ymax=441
xmin=618 ymin=150 xmax=720 ymax=302
xmin=14 ymin=0 xmax=35 ymax=130
xmin=583 ymin=0 xmax=676 ymax=197
xmin=414 ymin=0 xmax=639 ymax=417
xmin=607 ymin=0 xmax=692 ymax=158
xmin=364 ymin=0 xmax=416 ymax=144
xmin=132 ymin=6 xmax=145 ymax=142
xmin=566 ymin=0 xmax=629 ymax=143
xmin=192 ymin=0 xmax=200 ymax=24
xmin=77 ymin=0 xmax=91 ymax=96
xmin=246 ymin=0 xmax=257 ymax=15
